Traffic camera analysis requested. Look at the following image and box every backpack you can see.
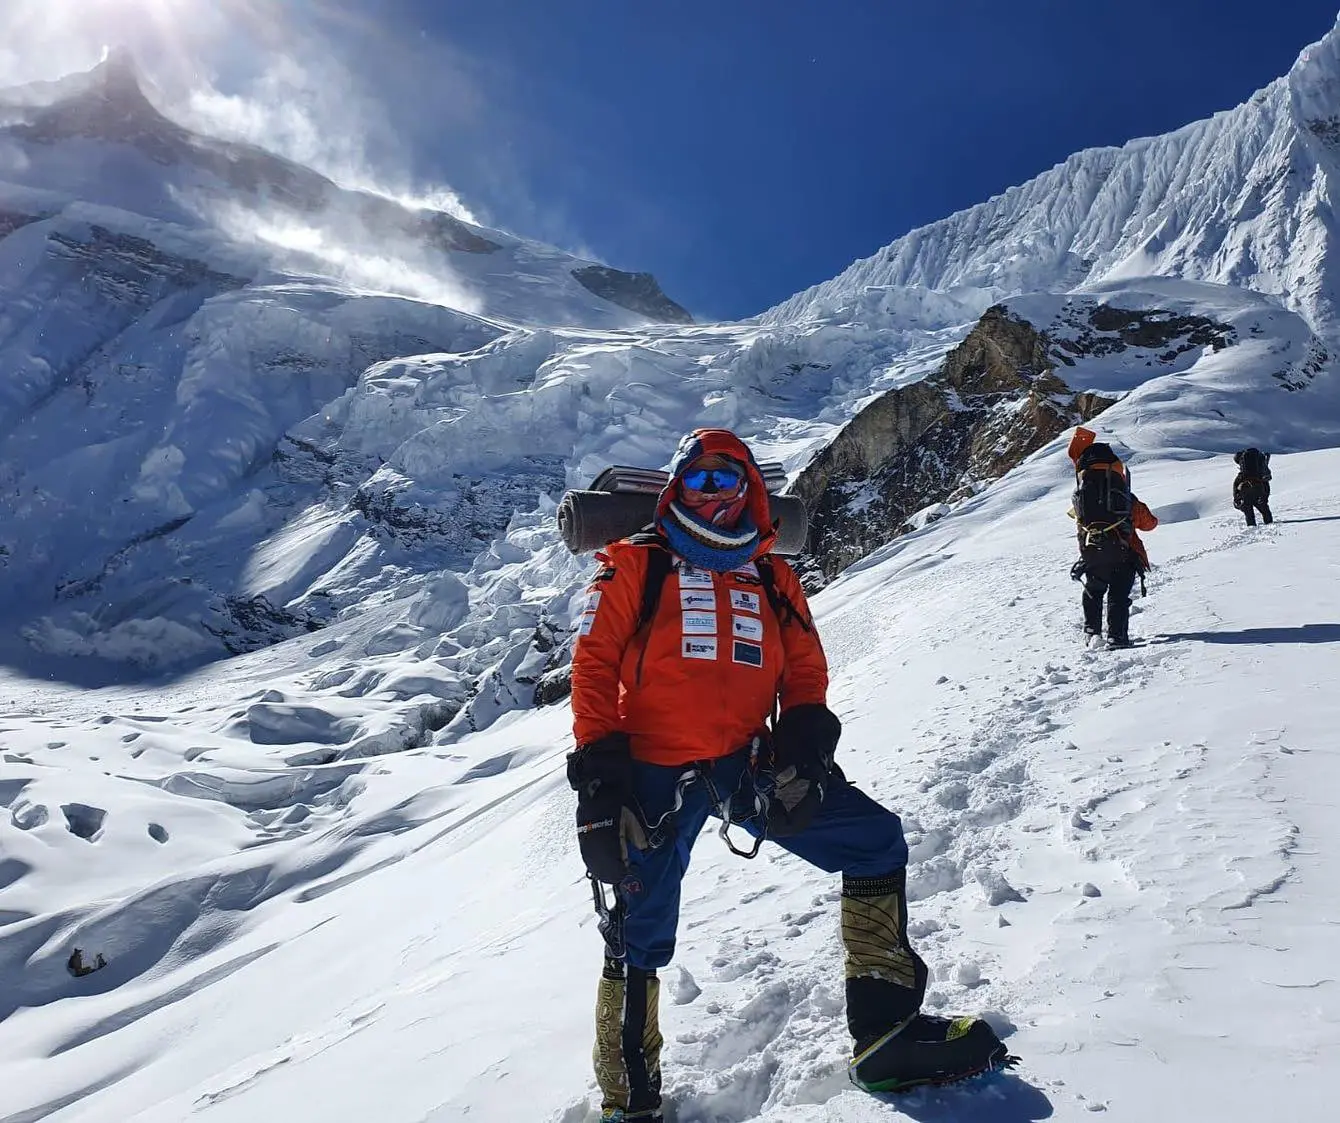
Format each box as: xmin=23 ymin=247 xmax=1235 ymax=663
xmin=1234 ymin=448 xmax=1270 ymax=479
xmin=1073 ymin=443 xmax=1133 ymax=539
xmin=632 ymin=536 xmax=811 ymax=636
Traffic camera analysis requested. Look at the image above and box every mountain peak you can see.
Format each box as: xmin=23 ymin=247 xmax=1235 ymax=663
xmin=89 ymin=46 xmax=149 ymax=99
xmin=4 ymin=47 xmax=189 ymax=160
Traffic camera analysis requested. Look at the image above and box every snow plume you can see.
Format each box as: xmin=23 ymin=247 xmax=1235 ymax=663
xmin=0 ymin=0 xmax=236 ymax=88
xmin=0 ymin=0 xmax=483 ymax=228
xmin=180 ymin=49 xmax=482 ymax=228
xmin=212 ymin=202 xmax=484 ymax=312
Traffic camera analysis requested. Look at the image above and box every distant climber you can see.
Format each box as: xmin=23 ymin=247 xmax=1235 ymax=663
xmin=567 ymin=428 xmax=1013 ymax=1121
xmin=1232 ymin=448 xmax=1273 ymax=527
xmin=1067 ymin=427 xmax=1158 ymax=649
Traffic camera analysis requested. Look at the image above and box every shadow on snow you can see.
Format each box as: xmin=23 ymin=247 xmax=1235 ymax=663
xmin=1155 ymin=624 xmax=1340 ymax=645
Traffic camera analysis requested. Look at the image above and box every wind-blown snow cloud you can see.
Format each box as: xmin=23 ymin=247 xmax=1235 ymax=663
xmin=0 ymin=0 xmax=482 ymax=224
xmin=0 ymin=0 xmax=497 ymax=310
xmin=214 ymin=204 xmax=485 ymax=312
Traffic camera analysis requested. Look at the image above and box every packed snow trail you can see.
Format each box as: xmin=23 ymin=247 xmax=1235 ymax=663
xmin=2 ymin=445 xmax=1338 ymax=1122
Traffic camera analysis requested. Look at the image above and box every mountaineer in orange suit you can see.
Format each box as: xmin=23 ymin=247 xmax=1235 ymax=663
xmin=567 ymin=428 xmax=1011 ymax=1121
xmin=1067 ymin=427 xmax=1159 ymax=648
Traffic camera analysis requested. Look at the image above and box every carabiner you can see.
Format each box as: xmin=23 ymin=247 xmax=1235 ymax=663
xmin=589 ymin=875 xmax=626 ymax=960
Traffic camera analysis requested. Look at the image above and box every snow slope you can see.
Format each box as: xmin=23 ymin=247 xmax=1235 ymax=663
xmin=2 ymin=365 xmax=1339 ymax=1122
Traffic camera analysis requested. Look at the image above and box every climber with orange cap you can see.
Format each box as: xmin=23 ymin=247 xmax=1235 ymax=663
xmin=1067 ymin=427 xmax=1159 ymax=648
xmin=566 ymin=428 xmax=1012 ymax=1121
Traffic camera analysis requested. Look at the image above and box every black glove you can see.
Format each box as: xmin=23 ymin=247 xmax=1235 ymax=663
xmin=1070 ymin=559 xmax=1087 ymax=582
xmin=767 ymin=704 xmax=841 ymax=837
xmin=566 ymin=732 xmax=648 ymax=884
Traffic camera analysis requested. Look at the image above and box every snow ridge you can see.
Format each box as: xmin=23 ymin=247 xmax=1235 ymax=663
xmin=765 ymin=16 xmax=1340 ymax=345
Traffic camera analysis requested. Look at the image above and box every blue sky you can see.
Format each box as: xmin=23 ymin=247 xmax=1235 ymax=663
xmin=349 ymin=0 xmax=1338 ymax=321
xmin=7 ymin=2 xmax=1337 ymax=322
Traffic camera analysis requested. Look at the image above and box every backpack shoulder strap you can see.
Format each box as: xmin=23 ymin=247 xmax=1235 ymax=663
xmin=757 ymin=556 xmax=813 ymax=635
xmin=634 ymin=537 xmax=674 ymax=632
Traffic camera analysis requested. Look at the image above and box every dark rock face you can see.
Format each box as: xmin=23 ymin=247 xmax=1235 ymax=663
xmin=0 ymin=224 xmax=249 ymax=432
xmin=47 ymin=224 xmax=248 ymax=306
xmin=791 ymin=306 xmax=1118 ymax=584
xmin=571 ymin=264 xmax=694 ymax=324
xmin=1049 ymin=304 xmax=1235 ymax=364
xmin=534 ymin=664 xmax=573 ymax=708
xmin=791 ymin=299 xmax=1242 ymax=584
xmin=203 ymin=594 xmax=329 ymax=655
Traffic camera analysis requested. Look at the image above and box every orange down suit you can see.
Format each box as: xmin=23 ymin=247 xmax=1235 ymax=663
xmin=570 ymin=543 xmax=828 ymax=765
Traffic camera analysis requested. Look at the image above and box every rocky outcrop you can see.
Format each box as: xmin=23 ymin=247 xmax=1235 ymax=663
xmin=791 ymin=306 xmax=1116 ymax=583
xmin=47 ymin=225 xmax=248 ymax=306
xmin=571 ymin=265 xmax=694 ymax=324
xmin=1047 ymin=304 xmax=1235 ymax=364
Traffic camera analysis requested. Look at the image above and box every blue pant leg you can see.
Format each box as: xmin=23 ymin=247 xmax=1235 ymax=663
xmin=765 ymin=773 xmax=909 ymax=876
xmin=762 ymin=774 xmax=927 ymax=1042
xmin=621 ymin=761 xmax=713 ymax=971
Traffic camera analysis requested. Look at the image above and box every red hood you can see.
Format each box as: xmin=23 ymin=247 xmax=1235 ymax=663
xmin=656 ymin=428 xmax=777 ymax=556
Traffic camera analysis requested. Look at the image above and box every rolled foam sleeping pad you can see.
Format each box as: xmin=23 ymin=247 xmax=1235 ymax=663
xmin=557 ymin=489 xmax=808 ymax=557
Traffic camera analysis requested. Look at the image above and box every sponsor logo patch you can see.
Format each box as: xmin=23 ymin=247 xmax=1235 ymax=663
xmin=733 ymin=640 xmax=763 ymax=667
xmin=730 ymin=589 xmax=761 ymax=614
xmin=677 ymin=566 xmax=714 ymax=590
xmin=577 ymin=611 xmax=597 ymax=636
xmin=732 ymin=561 xmax=759 ymax=577
xmin=732 ymin=614 xmax=764 ymax=641
xmin=680 ymin=589 xmax=716 ymax=611
xmin=682 ymin=637 xmax=718 ymax=660
xmin=583 ymin=590 xmax=602 ymax=613
xmin=681 ymin=611 xmax=717 ymax=636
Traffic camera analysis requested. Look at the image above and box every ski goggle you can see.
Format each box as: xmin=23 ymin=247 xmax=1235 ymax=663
xmin=681 ymin=467 xmax=743 ymax=492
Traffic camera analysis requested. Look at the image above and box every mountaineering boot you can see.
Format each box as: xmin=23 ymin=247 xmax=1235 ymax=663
xmin=842 ymin=871 xmax=1014 ymax=1092
xmin=850 ymin=1012 xmax=1016 ymax=1092
xmin=841 ymin=870 xmax=928 ymax=1049
xmin=594 ymin=958 xmax=663 ymax=1122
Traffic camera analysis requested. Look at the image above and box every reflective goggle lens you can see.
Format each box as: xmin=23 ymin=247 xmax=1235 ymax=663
xmin=682 ymin=467 xmax=743 ymax=491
